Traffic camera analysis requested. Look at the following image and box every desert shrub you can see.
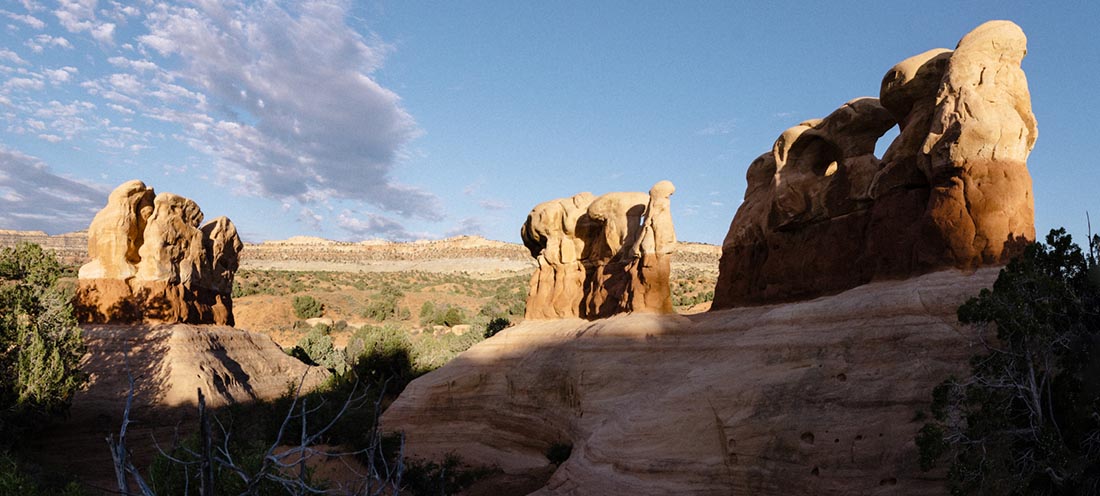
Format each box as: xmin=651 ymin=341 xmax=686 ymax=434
xmin=418 ymin=301 xmax=435 ymax=325
xmin=290 ymin=326 xmax=347 ymax=374
xmin=0 ymin=452 xmax=85 ymax=495
xmin=0 ymin=243 xmax=85 ymax=447
xmin=292 ymin=295 xmax=323 ymax=319
xmin=419 ymin=302 xmax=468 ymax=328
xmin=402 ymin=453 xmax=497 ymax=496
xmin=917 ymin=228 xmax=1100 ymax=494
xmin=485 ymin=317 xmax=510 ymax=338
xmin=362 ymin=284 xmax=409 ymax=322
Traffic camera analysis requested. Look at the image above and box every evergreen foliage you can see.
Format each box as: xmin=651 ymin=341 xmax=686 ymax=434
xmin=917 ymin=229 xmax=1100 ymax=494
xmin=0 ymin=243 xmax=85 ymax=447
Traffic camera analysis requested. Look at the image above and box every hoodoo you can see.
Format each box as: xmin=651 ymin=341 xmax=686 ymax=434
xmin=382 ymin=21 xmax=1038 ymax=496
xmin=712 ymin=20 xmax=1036 ymax=308
xmin=521 ymin=180 xmax=676 ymax=320
xmin=75 ymin=180 xmax=244 ymax=325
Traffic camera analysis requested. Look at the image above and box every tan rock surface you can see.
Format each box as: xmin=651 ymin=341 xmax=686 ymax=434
xmin=382 ymin=268 xmax=998 ymax=495
xmin=77 ymin=179 xmax=154 ymax=280
xmin=522 ymin=181 xmax=677 ymax=320
xmin=76 ymin=182 xmax=243 ymax=325
xmin=714 ymin=21 xmax=1036 ymax=308
xmin=29 ymin=324 xmax=327 ymax=489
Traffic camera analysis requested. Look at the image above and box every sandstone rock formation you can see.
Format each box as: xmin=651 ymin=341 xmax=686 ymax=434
xmin=32 ymin=323 xmax=328 ymax=487
xmin=713 ymin=20 xmax=1036 ymax=308
xmin=521 ymin=181 xmax=676 ymax=320
xmin=75 ymin=181 xmax=243 ymax=325
xmin=382 ymin=268 xmax=999 ymax=495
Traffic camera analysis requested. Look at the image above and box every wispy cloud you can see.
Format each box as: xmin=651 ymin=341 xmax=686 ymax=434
xmin=137 ymin=1 xmax=438 ymax=222
xmin=697 ymin=119 xmax=736 ymax=136
xmin=478 ymin=199 xmax=507 ymax=210
xmin=0 ymin=146 xmax=105 ymax=233
xmin=445 ymin=217 xmax=484 ymax=237
xmin=337 ymin=209 xmax=418 ymax=241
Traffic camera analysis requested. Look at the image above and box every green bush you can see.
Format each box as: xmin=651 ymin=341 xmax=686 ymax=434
xmin=292 ymin=295 xmax=323 ymax=319
xmin=290 ymin=326 xmax=347 ymax=374
xmin=362 ymin=284 xmax=409 ymax=321
xmin=917 ymin=228 xmax=1100 ymax=494
xmin=485 ymin=317 xmax=510 ymax=338
xmin=0 ymin=243 xmax=85 ymax=447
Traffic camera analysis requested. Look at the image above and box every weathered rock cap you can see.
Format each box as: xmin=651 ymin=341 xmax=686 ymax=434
xmin=75 ymin=180 xmax=243 ymax=326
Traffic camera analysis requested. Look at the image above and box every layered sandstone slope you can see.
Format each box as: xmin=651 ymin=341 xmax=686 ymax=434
xmin=382 ymin=268 xmax=997 ymax=495
xmin=77 ymin=324 xmax=327 ymax=411
xmin=713 ymin=20 xmax=1036 ymax=307
xmin=32 ymin=324 xmax=328 ymax=488
xmin=521 ymin=181 xmax=677 ymax=320
xmin=76 ymin=180 xmax=244 ymax=325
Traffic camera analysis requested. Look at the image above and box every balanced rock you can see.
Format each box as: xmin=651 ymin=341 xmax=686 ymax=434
xmin=522 ymin=181 xmax=676 ymax=320
xmin=75 ymin=181 xmax=243 ymax=325
xmin=713 ymin=20 xmax=1036 ymax=308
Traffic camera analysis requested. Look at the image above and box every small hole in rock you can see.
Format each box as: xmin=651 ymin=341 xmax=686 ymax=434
xmin=836 ymin=373 xmax=847 ymax=382
xmin=834 ymin=438 xmax=840 ymax=443
xmin=855 ymin=434 xmax=863 ymax=441
xmin=800 ymin=432 xmax=815 ymax=445
xmin=811 ymin=467 xmax=820 ymax=476
xmin=879 ymin=477 xmax=897 ymax=486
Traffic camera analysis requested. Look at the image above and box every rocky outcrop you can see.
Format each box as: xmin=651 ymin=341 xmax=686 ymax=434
xmin=381 ymin=268 xmax=999 ymax=495
xmin=521 ymin=181 xmax=676 ymax=320
xmin=713 ymin=20 xmax=1036 ymax=308
xmin=75 ymin=181 xmax=243 ymax=325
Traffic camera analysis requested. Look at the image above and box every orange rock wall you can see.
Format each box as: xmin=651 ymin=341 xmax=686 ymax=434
xmin=713 ymin=21 xmax=1036 ymax=308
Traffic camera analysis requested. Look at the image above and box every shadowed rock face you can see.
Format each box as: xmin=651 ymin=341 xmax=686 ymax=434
xmin=382 ymin=268 xmax=1001 ymax=495
xmin=713 ymin=20 xmax=1036 ymax=308
xmin=75 ymin=181 xmax=243 ymax=325
xmin=522 ymin=181 xmax=676 ymax=320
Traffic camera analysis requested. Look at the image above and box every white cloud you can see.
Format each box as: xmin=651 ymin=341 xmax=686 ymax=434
xmin=0 ymin=146 xmax=106 ymax=233
xmin=0 ymin=48 xmax=28 ymax=65
xmin=2 ymin=10 xmax=46 ymax=29
xmin=138 ymin=1 xmax=437 ymax=222
xmin=54 ymin=0 xmax=115 ymax=44
xmin=478 ymin=199 xmax=507 ymax=210
xmin=25 ymin=34 xmax=72 ymax=53
xmin=107 ymin=56 xmax=158 ymax=72
xmin=444 ymin=217 xmax=484 ymax=238
xmin=5 ymin=77 xmax=44 ymax=91
xmin=43 ymin=66 xmax=78 ymax=84
xmin=337 ymin=209 xmax=417 ymax=240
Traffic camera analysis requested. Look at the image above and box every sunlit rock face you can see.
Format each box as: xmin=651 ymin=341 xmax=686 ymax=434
xmin=521 ymin=180 xmax=676 ymax=320
xmin=712 ymin=20 xmax=1036 ymax=309
xmin=75 ymin=181 xmax=243 ymax=325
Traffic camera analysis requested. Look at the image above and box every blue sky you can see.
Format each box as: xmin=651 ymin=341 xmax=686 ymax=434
xmin=0 ymin=1 xmax=1095 ymax=245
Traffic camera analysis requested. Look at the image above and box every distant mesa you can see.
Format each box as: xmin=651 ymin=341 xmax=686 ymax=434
xmin=75 ymin=180 xmax=243 ymax=325
xmin=521 ymin=180 xmax=676 ymax=319
xmin=713 ymin=20 xmax=1037 ymax=308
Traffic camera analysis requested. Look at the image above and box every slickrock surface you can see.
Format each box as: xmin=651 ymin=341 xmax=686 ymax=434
xmin=75 ymin=180 xmax=244 ymax=325
xmin=29 ymin=324 xmax=327 ymax=489
xmin=522 ymin=180 xmax=677 ymax=320
xmin=77 ymin=324 xmax=326 ymax=410
xmin=714 ymin=20 xmax=1036 ymax=307
xmin=382 ymin=268 xmax=998 ymax=495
